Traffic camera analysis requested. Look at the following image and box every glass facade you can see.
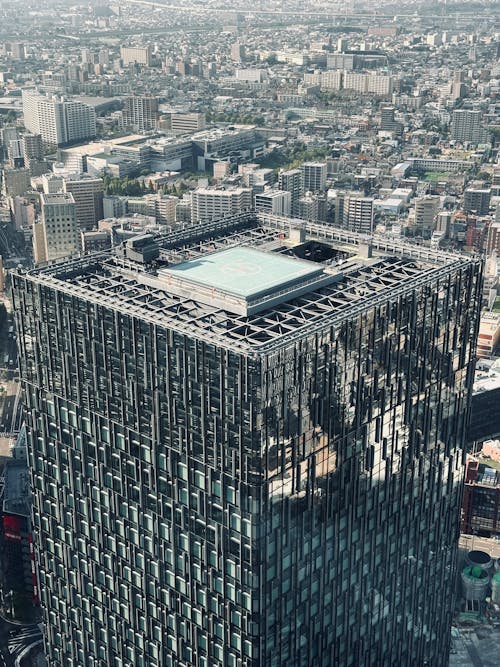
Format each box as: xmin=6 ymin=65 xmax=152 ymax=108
xmin=12 ymin=215 xmax=483 ymax=667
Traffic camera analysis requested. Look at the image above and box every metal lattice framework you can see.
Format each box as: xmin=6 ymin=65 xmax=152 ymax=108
xmin=23 ymin=213 xmax=479 ymax=355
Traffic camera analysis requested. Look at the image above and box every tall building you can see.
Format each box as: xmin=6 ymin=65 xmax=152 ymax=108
xmin=414 ymin=195 xmax=440 ymax=236
xmin=451 ymin=109 xmax=484 ymax=143
xmin=22 ymin=133 xmax=46 ymax=175
xmin=380 ymin=106 xmax=396 ymax=131
xmin=231 ymin=42 xmax=246 ymax=63
xmin=254 ymin=189 xmax=291 ymax=216
xmin=123 ymin=96 xmax=159 ymax=133
xmin=22 ymin=90 xmax=97 ymax=147
xmin=63 ymin=176 xmax=104 ymax=231
xmin=301 ymin=162 xmax=327 ymax=193
xmin=1 ymin=167 xmax=31 ymax=198
xmin=33 ymin=192 xmax=80 ymax=264
xmin=22 ymin=133 xmax=44 ymax=164
xmin=463 ymin=188 xmax=491 ymax=215
xmin=190 ymin=187 xmax=252 ymax=222
xmin=278 ymin=169 xmax=303 ymax=217
xmin=13 ymin=213 xmax=482 ymax=667
xmin=342 ymin=196 xmax=374 ymax=233
xmin=120 ymin=45 xmax=152 ymax=67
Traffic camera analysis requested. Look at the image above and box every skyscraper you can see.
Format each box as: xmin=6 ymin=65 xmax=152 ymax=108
xmin=14 ymin=214 xmax=482 ymax=667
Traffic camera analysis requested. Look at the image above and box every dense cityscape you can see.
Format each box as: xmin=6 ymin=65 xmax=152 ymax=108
xmin=0 ymin=1 xmax=499 ymax=665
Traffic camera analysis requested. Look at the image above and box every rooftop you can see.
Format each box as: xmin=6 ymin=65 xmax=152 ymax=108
xmin=20 ymin=212 xmax=478 ymax=355
xmin=158 ymin=246 xmax=338 ymax=315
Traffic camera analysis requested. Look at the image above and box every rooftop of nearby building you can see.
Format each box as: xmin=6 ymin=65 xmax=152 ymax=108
xmin=19 ymin=212 xmax=479 ymax=355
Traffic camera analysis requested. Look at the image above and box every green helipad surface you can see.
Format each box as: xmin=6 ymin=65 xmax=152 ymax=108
xmin=164 ymin=247 xmax=322 ymax=298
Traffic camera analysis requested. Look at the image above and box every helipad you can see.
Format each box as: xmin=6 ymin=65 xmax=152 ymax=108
xmin=159 ymin=246 xmax=340 ymax=315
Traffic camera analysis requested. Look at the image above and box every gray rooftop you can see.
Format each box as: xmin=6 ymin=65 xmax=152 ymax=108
xmin=20 ymin=212 xmax=478 ymax=355
xmin=158 ymin=246 xmax=339 ymax=315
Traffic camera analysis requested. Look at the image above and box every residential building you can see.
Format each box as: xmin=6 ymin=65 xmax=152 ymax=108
xmin=254 ymin=189 xmax=291 ymax=216
xmin=451 ymin=109 xmax=485 ymax=143
xmin=301 ymin=162 xmax=327 ymax=192
xmin=190 ymin=187 xmax=252 ymax=222
xmin=123 ymin=96 xmax=159 ymax=133
xmin=486 ymin=222 xmax=500 ymax=255
xmin=22 ymin=90 xmax=96 ymax=147
xmin=463 ymin=188 xmax=491 ymax=215
xmin=414 ymin=196 xmax=440 ymax=235
xmin=231 ymin=42 xmax=246 ymax=63
xmin=342 ymin=196 xmax=374 ymax=233
xmin=13 ymin=213 xmax=482 ymax=667
xmin=33 ymin=192 xmax=80 ymax=264
xmin=278 ymin=168 xmax=303 ymax=216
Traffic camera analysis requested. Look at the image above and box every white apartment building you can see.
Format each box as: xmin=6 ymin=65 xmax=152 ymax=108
xmin=254 ymin=189 xmax=291 ymax=217
xmin=301 ymin=162 xmax=327 ymax=192
xmin=22 ymin=90 xmax=96 ymax=146
xmin=190 ymin=188 xmax=252 ymax=223
xmin=342 ymin=196 xmax=374 ymax=234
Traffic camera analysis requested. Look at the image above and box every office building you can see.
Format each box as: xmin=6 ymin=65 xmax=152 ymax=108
xmin=22 ymin=90 xmax=97 ymax=147
xmin=120 ymin=45 xmax=152 ymax=67
xmin=123 ymin=97 xmax=159 ymax=133
xmin=301 ymin=162 xmax=327 ymax=193
xmin=190 ymin=187 xmax=252 ymax=222
xmin=63 ymin=176 xmax=104 ymax=231
xmin=342 ymin=196 xmax=374 ymax=233
xmin=33 ymin=192 xmax=80 ymax=264
xmin=13 ymin=213 xmax=482 ymax=667
xmin=278 ymin=169 xmax=302 ymax=217
xmin=164 ymin=112 xmax=206 ymax=135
